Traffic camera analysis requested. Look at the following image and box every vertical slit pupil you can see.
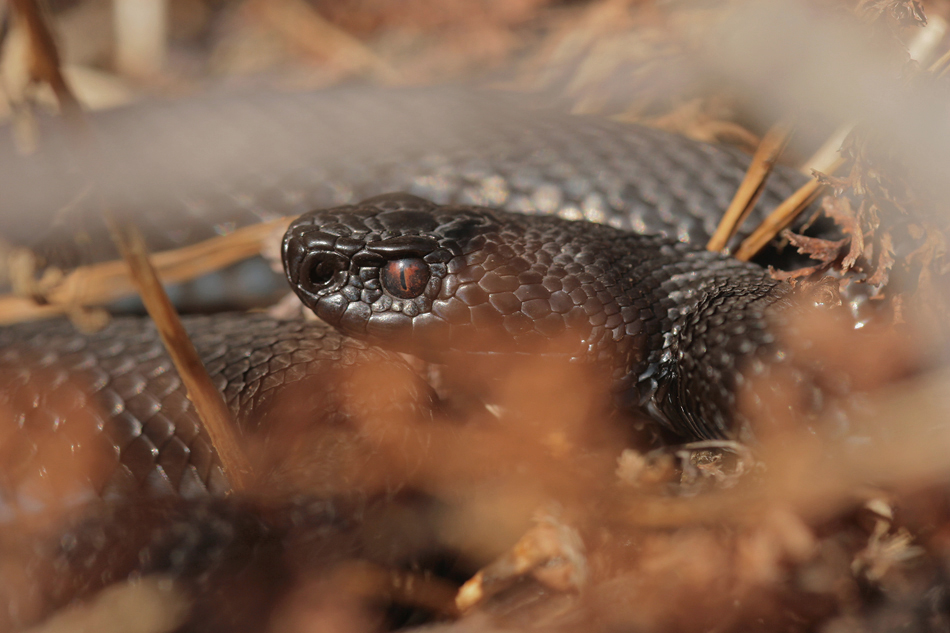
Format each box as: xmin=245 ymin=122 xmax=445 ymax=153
xmin=383 ymin=258 xmax=429 ymax=299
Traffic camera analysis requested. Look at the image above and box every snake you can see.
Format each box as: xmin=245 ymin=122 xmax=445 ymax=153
xmin=0 ymin=86 xmax=853 ymax=629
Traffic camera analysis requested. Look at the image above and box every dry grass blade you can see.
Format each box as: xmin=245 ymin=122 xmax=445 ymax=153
xmin=6 ymin=0 xmax=82 ymax=122
xmin=113 ymin=0 xmax=167 ymax=77
xmin=246 ymin=0 xmax=400 ymax=81
xmin=707 ymin=119 xmax=794 ymax=253
xmin=733 ymin=157 xmax=843 ymax=262
xmin=456 ymin=511 xmax=585 ymax=611
xmin=105 ymin=214 xmax=254 ymax=491
xmin=927 ymin=45 xmax=950 ymax=74
xmin=22 ymin=576 xmax=189 ymax=633
xmin=0 ymin=217 xmax=292 ymax=326
xmin=801 ymin=122 xmax=854 ymax=175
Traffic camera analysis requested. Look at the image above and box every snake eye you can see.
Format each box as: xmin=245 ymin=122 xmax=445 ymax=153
xmin=301 ymin=252 xmax=348 ymax=292
xmin=382 ymin=258 xmax=429 ymax=299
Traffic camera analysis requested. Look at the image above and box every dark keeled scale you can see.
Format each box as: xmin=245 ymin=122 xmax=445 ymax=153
xmin=0 ymin=88 xmax=806 ymax=267
xmin=0 ymin=313 xmax=423 ymax=517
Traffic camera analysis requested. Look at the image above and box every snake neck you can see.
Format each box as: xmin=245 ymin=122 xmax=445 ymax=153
xmin=629 ymin=264 xmax=792 ymax=441
xmin=453 ymin=217 xmax=796 ymax=441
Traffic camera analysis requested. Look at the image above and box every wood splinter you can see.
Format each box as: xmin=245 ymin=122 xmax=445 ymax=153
xmin=106 ymin=213 xmax=254 ymax=492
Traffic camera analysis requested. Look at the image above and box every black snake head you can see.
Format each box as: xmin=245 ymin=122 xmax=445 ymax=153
xmin=282 ymin=193 xmax=502 ymax=353
xmin=284 ymin=193 xmax=846 ymax=441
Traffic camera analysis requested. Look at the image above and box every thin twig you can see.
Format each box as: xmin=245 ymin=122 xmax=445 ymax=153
xmin=0 ymin=217 xmax=292 ymax=326
xmin=707 ymin=118 xmax=794 ymax=253
xmin=246 ymin=0 xmax=400 ymax=81
xmin=106 ymin=214 xmax=254 ymax=491
xmin=733 ymin=158 xmax=843 ymax=262
xmin=926 ymin=43 xmax=950 ymax=73
xmin=801 ymin=122 xmax=854 ymax=176
xmin=6 ymin=0 xmax=82 ymax=122
xmin=113 ymin=0 xmax=167 ymax=77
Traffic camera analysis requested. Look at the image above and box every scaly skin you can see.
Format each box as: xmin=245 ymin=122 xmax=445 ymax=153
xmin=0 ymin=88 xmax=842 ymax=630
xmin=283 ymin=193 xmax=799 ymax=440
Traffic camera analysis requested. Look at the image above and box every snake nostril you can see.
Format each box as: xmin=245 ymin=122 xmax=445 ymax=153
xmin=301 ymin=252 xmax=348 ymax=292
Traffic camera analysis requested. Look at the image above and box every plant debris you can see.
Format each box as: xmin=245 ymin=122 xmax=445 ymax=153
xmin=1 ymin=1 xmax=950 ymax=633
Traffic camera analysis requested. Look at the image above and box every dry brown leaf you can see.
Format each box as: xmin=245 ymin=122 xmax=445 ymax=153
xmin=820 ymin=195 xmax=865 ymax=271
xmin=867 ymin=228 xmax=896 ymax=286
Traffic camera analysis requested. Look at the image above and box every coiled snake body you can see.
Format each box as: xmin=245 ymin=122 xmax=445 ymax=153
xmin=0 ymin=87 xmax=842 ymax=629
